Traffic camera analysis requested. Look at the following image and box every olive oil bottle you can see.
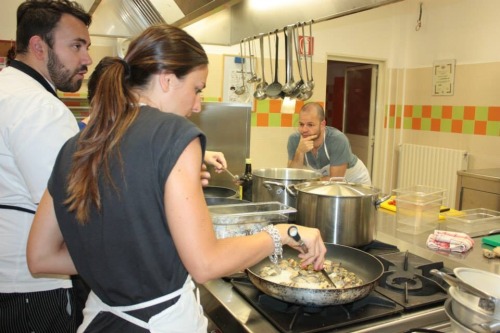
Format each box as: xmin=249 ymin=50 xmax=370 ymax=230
xmin=239 ymin=158 xmax=253 ymax=201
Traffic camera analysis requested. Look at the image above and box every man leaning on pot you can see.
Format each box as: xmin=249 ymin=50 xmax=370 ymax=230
xmin=287 ymin=102 xmax=372 ymax=185
xmin=0 ymin=0 xmax=92 ymax=331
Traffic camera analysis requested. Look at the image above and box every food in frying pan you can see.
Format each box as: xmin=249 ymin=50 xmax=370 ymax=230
xmin=258 ymin=258 xmax=363 ymax=289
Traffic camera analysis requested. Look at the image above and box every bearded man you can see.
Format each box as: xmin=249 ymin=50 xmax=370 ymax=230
xmin=0 ymin=1 xmax=92 ymax=331
xmin=287 ymin=102 xmax=371 ymax=185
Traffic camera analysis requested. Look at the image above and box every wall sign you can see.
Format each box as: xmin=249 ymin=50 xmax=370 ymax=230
xmin=298 ymin=36 xmax=314 ymax=56
xmin=433 ymin=59 xmax=455 ymax=96
xmin=222 ymin=55 xmax=255 ymax=104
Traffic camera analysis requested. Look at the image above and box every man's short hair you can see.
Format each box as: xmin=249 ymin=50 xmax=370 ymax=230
xmin=16 ymin=0 xmax=91 ymax=54
xmin=301 ymin=102 xmax=325 ymax=122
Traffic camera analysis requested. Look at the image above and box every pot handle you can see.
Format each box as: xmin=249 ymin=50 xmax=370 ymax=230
xmin=374 ymin=194 xmax=392 ymax=208
xmin=262 ymin=180 xmax=285 ymax=191
xmin=286 ymin=184 xmax=298 ymax=197
xmin=430 ymin=269 xmax=497 ymax=313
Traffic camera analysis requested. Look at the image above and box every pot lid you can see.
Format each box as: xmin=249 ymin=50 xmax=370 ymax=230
xmin=297 ymin=181 xmax=379 ymax=197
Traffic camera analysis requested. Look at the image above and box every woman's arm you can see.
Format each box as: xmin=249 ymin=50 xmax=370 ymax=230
xmin=27 ymin=190 xmax=77 ymax=275
xmin=165 ymin=138 xmax=326 ymax=284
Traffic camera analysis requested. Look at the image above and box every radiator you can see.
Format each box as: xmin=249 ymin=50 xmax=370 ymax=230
xmin=397 ymin=144 xmax=468 ymax=208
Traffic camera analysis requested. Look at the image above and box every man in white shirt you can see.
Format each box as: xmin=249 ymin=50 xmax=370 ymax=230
xmin=0 ymin=1 xmax=92 ymax=331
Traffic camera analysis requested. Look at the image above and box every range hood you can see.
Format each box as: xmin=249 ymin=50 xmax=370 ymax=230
xmin=88 ymin=0 xmax=240 ymax=39
xmin=89 ymin=0 xmax=402 ymax=46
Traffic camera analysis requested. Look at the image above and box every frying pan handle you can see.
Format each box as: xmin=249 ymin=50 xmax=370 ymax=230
xmin=430 ymin=269 xmax=497 ymax=313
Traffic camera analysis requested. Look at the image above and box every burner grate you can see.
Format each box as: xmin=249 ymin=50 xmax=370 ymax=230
xmin=231 ymin=280 xmax=404 ymax=333
xmin=375 ymin=251 xmax=448 ymax=310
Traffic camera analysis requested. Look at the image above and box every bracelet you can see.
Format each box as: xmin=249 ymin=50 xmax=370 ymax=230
xmin=262 ymin=224 xmax=283 ymax=265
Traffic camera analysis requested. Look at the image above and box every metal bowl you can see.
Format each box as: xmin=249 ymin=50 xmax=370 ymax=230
xmin=449 ymin=286 xmax=500 ymax=332
xmin=444 ymin=298 xmax=476 ymax=333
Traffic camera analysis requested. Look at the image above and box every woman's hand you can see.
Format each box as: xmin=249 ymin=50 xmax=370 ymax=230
xmin=275 ymin=224 xmax=326 ymax=271
xmin=204 ymin=151 xmax=227 ymax=173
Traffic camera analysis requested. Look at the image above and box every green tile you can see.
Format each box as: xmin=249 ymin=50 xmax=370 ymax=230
xmin=388 ymin=117 xmax=395 ymax=128
xmin=486 ymin=121 xmax=500 ymax=136
xmin=475 ymin=106 xmax=488 ymax=121
xmin=403 ymin=117 xmax=412 ymax=129
xmin=421 ymin=118 xmax=431 ymax=131
xmin=255 ymin=99 xmax=270 ymax=113
xmin=292 ymin=114 xmax=300 ymax=127
xmin=440 ymin=119 xmax=452 ymax=132
xmin=251 ymin=113 xmax=257 ymax=126
xmin=268 ymin=113 xmax=282 ymax=127
xmin=452 ymin=106 xmax=464 ymax=120
xmin=431 ymin=105 xmax=442 ymax=119
xmin=203 ymin=97 xmax=219 ymax=102
xmin=412 ymin=105 xmax=422 ymax=118
xmin=462 ymin=120 xmax=475 ymax=134
xmin=396 ymin=105 xmax=403 ymax=117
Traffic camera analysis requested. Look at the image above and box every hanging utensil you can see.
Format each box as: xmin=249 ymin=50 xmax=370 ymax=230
xmin=265 ymin=32 xmax=282 ymax=99
xmin=247 ymin=38 xmax=260 ymax=83
xmin=253 ymin=34 xmax=268 ymax=100
xmin=281 ymin=26 xmax=296 ymax=96
xmin=299 ymin=22 xmax=313 ymax=94
xmin=287 ymin=226 xmax=338 ymax=288
xmin=307 ymin=20 xmax=315 ymax=90
xmin=289 ymin=24 xmax=303 ymax=98
xmin=234 ymin=40 xmax=246 ymax=95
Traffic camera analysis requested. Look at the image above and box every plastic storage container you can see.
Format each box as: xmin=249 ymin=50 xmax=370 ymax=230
xmin=393 ymin=185 xmax=445 ymax=234
xmin=209 ymin=201 xmax=296 ymax=239
xmin=444 ymin=208 xmax=500 ymax=237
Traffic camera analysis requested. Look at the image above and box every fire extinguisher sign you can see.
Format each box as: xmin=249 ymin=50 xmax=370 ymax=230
xmin=298 ymin=36 xmax=314 ymax=56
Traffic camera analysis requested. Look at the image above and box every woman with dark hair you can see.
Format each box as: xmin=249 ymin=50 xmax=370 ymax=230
xmin=27 ymin=24 xmax=326 ymax=332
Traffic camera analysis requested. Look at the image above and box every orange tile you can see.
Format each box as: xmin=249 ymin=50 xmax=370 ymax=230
xmin=442 ymin=106 xmax=452 ymax=119
xmin=474 ymin=120 xmax=487 ymax=135
xmin=431 ymin=118 xmax=441 ymax=131
xmin=281 ymin=114 xmax=293 ymax=127
xmin=412 ymin=117 xmax=421 ymax=130
xmin=488 ymin=107 xmax=500 ymax=121
xmin=395 ymin=116 xmax=402 ymax=129
xmin=389 ymin=104 xmax=396 ymax=117
xmin=269 ymin=99 xmax=282 ymax=113
xmin=256 ymin=113 xmax=269 ymax=127
xmin=422 ymin=105 xmax=432 ymax=118
xmin=464 ymin=106 xmax=475 ymax=120
xmin=451 ymin=119 xmax=462 ymax=133
xmin=404 ymin=105 xmax=413 ymax=117
xmin=384 ymin=115 xmax=388 ymax=128
xmin=295 ymin=100 xmax=304 ymax=113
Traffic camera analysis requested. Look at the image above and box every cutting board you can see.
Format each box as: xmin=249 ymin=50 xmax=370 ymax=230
xmin=380 ymin=196 xmax=457 ymax=220
xmin=482 ymin=234 xmax=500 ymax=247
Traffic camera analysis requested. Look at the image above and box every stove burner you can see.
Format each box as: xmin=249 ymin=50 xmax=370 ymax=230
xmin=375 ymin=251 xmax=448 ymax=310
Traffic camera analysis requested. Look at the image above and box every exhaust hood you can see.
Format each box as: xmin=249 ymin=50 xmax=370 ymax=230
xmin=88 ymin=0 xmax=240 ymax=39
xmin=89 ymin=0 xmax=402 ymax=46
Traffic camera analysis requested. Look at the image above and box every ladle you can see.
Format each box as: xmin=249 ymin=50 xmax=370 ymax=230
xmin=307 ymin=20 xmax=315 ymax=90
xmin=289 ymin=24 xmax=304 ymax=98
xmin=265 ymin=33 xmax=282 ymax=99
xmin=281 ymin=26 xmax=297 ymax=96
xmin=253 ymin=34 xmax=268 ymax=100
xmin=299 ymin=22 xmax=313 ymax=94
xmin=234 ymin=40 xmax=246 ymax=95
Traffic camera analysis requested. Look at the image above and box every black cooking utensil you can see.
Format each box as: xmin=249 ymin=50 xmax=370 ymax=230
xmin=265 ymin=33 xmax=282 ymax=98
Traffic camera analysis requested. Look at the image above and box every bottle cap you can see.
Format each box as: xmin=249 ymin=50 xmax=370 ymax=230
xmin=245 ymin=158 xmax=252 ymax=164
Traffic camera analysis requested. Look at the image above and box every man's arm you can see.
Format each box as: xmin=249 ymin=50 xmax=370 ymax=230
xmin=288 ymin=135 xmax=317 ymax=168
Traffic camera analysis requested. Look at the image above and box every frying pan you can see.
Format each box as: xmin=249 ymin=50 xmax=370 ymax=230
xmin=246 ymin=243 xmax=384 ymax=306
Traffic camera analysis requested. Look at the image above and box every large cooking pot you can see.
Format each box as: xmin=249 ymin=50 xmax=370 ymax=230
xmin=288 ymin=181 xmax=386 ymax=247
xmin=203 ymin=186 xmax=238 ymax=199
xmin=246 ymin=243 xmax=384 ymax=306
xmin=252 ymin=168 xmax=321 ymax=207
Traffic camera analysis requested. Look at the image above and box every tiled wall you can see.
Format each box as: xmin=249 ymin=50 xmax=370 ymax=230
xmin=252 ymin=99 xmax=324 ymax=127
xmin=385 ymin=105 xmax=500 ymax=137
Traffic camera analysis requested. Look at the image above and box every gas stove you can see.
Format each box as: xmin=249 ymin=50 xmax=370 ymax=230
xmin=228 ymin=249 xmax=450 ymax=333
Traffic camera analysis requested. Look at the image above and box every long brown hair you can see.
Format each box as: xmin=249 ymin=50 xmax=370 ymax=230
xmin=64 ymin=24 xmax=208 ymax=223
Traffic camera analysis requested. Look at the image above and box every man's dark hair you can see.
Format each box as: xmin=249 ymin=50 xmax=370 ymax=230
xmin=16 ymin=0 xmax=91 ymax=54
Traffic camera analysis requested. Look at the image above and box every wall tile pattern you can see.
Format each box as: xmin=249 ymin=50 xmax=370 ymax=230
xmin=385 ymin=105 xmax=499 ymax=136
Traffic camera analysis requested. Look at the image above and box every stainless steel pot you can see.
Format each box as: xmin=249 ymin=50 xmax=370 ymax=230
xmin=246 ymin=243 xmax=384 ymax=306
xmin=203 ymin=186 xmax=238 ymax=199
xmin=252 ymin=168 xmax=320 ymax=207
xmin=288 ymin=181 xmax=386 ymax=247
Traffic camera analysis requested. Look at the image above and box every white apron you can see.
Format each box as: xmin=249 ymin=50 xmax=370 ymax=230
xmin=78 ymin=275 xmax=207 ymax=333
xmin=305 ymin=132 xmax=372 ymax=185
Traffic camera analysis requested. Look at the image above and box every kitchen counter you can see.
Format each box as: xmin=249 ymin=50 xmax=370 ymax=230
xmin=200 ymin=209 xmax=500 ymax=332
